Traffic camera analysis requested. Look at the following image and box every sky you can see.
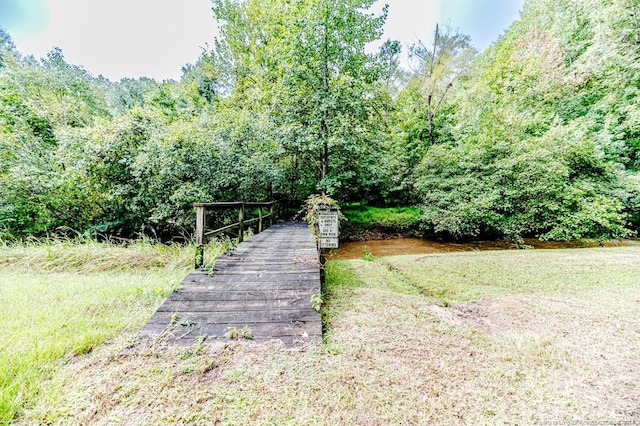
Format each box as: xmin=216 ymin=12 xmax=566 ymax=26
xmin=0 ymin=0 xmax=525 ymax=81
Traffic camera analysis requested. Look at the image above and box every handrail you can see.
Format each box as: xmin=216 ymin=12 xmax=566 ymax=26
xmin=194 ymin=200 xmax=281 ymax=269
xmin=194 ymin=201 xmax=279 ymax=209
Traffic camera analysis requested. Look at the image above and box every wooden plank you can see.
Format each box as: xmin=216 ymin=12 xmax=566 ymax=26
xmin=157 ymin=298 xmax=312 ymax=310
xmin=195 ymin=206 xmax=206 ymax=246
xmin=225 ymin=254 xmax=318 ymax=261
xmin=204 ymin=222 xmax=239 ymax=237
xmin=226 ymin=255 xmax=318 ymax=261
xmin=141 ymin=321 xmax=321 ymax=344
xmin=213 ymin=259 xmax=317 ymax=267
xmin=162 ymin=288 xmax=316 ymax=301
xmin=213 ymin=259 xmax=318 ymax=267
xmin=182 ymin=272 xmax=320 ymax=283
xmin=173 ymin=281 xmax=318 ymax=292
xmin=213 ymin=268 xmax=318 ymax=275
xmin=213 ymin=264 xmax=317 ymax=271
xmin=193 ymin=202 xmax=243 ymax=209
xmin=145 ymin=309 xmax=319 ymax=325
xmin=232 ymin=239 xmax=315 ymax=245
xmin=224 ymin=253 xmax=316 ymax=258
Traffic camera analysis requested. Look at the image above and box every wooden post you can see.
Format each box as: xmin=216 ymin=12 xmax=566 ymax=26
xmin=195 ymin=205 xmax=206 ymax=269
xmin=258 ymin=208 xmax=263 ymax=233
xmin=319 ymin=249 xmax=326 ymax=284
xmin=269 ymin=204 xmax=274 ymax=227
xmin=238 ymin=203 xmax=245 ymax=243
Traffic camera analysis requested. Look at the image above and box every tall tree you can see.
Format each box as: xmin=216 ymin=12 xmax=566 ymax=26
xmin=211 ymin=0 xmax=387 ymax=197
xmin=408 ymin=23 xmax=476 ymax=146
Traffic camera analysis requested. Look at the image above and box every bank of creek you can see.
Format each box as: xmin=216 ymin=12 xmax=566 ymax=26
xmin=328 ymin=237 xmax=640 ymax=260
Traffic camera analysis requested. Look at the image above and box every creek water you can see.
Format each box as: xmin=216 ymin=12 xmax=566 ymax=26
xmin=328 ymin=237 xmax=639 ymax=260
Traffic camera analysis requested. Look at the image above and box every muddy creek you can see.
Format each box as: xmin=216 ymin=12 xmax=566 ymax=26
xmin=328 ymin=237 xmax=639 ymax=260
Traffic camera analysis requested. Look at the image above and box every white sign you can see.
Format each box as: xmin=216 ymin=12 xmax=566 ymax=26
xmin=318 ymin=209 xmax=339 ymax=238
xmin=319 ymin=237 xmax=339 ymax=249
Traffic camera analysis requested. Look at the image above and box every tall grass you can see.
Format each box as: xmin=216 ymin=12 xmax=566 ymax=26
xmin=0 ymin=237 xmax=226 ymax=424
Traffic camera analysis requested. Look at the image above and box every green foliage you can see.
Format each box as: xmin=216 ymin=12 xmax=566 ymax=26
xmin=416 ymin=133 xmax=630 ymax=240
xmin=2 ymin=0 xmax=640 ymax=242
xmin=361 ymin=249 xmax=375 ymax=261
xmin=211 ymin=0 xmax=388 ymax=198
xmin=225 ymin=326 xmax=253 ymax=340
xmin=0 ymin=47 xmax=110 ymax=238
xmin=301 ymin=194 xmax=345 ymax=232
xmin=407 ymin=24 xmax=477 ymax=147
xmin=344 ymin=205 xmax=421 ymax=229
xmin=407 ymin=0 xmax=640 ymax=240
xmin=310 ymin=293 xmax=323 ymax=312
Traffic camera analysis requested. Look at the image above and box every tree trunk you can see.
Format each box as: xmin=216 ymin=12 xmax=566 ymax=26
xmin=427 ymin=24 xmax=439 ymax=147
xmin=289 ymin=152 xmax=298 ymax=200
xmin=321 ymin=6 xmax=330 ymax=195
xmin=428 ymin=112 xmax=435 ymax=146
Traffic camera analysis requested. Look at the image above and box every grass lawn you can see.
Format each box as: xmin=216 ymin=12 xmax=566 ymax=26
xmin=341 ymin=204 xmax=422 ymax=238
xmin=10 ymin=245 xmax=640 ymax=425
xmin=0 ymin=240 xmax=202 ymax=424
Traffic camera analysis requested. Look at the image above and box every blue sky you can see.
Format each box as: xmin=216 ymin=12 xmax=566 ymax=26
xmin=0 ymin=0 xmax=525 ymax=81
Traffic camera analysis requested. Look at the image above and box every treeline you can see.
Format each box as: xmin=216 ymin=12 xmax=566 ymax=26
xmin=1 ymin=0 xmax=639 ymax=241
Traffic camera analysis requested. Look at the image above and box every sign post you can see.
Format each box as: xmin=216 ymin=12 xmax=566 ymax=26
xmin=318 ymin=207 xmax=339 ymax=249
xmin=317 ymin=206 xmax=339 ymax=284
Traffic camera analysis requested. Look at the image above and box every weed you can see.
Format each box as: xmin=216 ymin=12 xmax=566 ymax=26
xmin=310 ymin=293 xmax=323 ymax=312
xmin=180 ymin=336 xmax=208 ymax=359
xmin=225 ymin=327 xmax=253 ymax=340
xmin=362 ymin=249 xmax=375 ymax=261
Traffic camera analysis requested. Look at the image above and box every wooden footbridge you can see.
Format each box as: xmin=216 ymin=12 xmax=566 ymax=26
xmin=141 ymin=202 xmax=323 ymax=346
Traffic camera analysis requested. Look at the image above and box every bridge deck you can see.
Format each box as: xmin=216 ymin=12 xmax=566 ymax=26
xmin=141 ymin=221 xmax=322 ymax=346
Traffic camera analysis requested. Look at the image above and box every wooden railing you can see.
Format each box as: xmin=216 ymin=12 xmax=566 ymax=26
xmin=193 ymin=201 xmax=280 ymax=268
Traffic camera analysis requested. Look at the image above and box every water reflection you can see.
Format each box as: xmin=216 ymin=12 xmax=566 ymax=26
xmin=327 ymin=238 xmax=639 ymax=260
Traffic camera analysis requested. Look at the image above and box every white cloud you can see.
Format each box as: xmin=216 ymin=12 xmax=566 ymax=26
xmin=11 ymin=0 xmax=522 ymax=81
xmin=380 ymin=0 xmax=438 ymax=45
xmin=17 ymin=0 xmax=219 ymax=81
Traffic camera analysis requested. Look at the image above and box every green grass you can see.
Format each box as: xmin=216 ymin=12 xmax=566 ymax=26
xmin=0 ymin=238 xmax=234 ymax=424
xmin=342 ymin=205 xmax=422 ymax=237
xmin=13 ymin=245 xmax=640 ymax=425
xmin=331 ymin=248 xmax=640 ymax=305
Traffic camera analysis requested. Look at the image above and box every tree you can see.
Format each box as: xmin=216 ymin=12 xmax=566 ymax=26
xmin=0 ymin=28 xmax=18 ymax=68
xmin=412 ymin=0 xmax=639 ymax=240
xmin=377 ymin=39 xmax=404 ymax=94
xmin=408 ymin=23 xmax=476 ymax=146
xmin=211 ymin=0 xmax=388 ymax=197
xmin=290 ymin=0 xmax=387 ymax=195
xmin=0 ymin=46 xmax=111 ymax=237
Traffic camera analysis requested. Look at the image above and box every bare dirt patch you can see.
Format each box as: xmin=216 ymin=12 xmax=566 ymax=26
xmin=439 ymin=297 xmax=532 ymax=334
